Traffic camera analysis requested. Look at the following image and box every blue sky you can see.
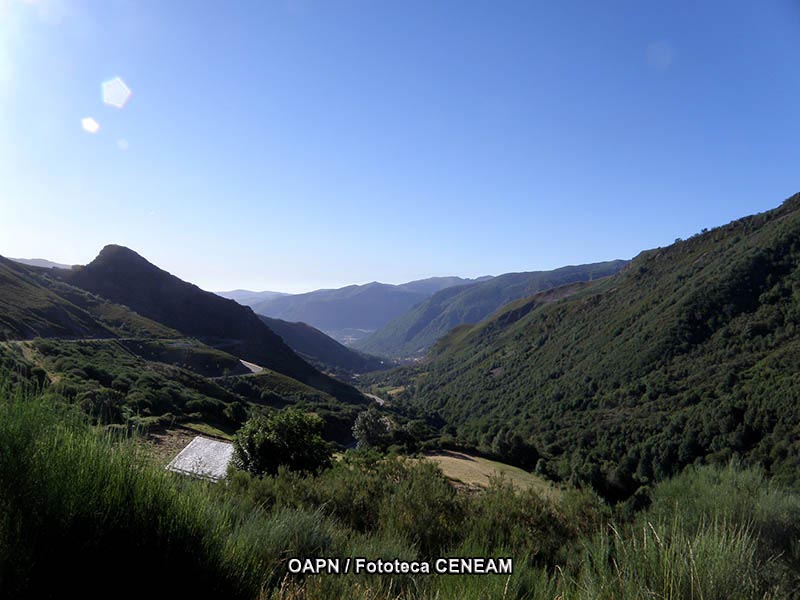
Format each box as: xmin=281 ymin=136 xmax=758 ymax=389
xmin=1 ymin=0 xmax=798 ymax=293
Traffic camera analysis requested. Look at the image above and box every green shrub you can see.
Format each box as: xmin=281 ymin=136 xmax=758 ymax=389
xmin=232 ymin=409 xmax=332 ymax=476
xmin=353 ymin=406 xmax=392 ymax=450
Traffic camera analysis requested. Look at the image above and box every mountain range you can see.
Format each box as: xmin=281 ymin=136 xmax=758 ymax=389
xmin=355 ymin=261 xmax=628 ymax=357
xmin=379 ymin=192 xmax=800 ymax=497
xmin=216 ymin=289 xmax=288 ymax=307
xmin=251 ymin=276 xmax=492 ymax=343
xmin=7 ymin=191 xmax=800 ymax=491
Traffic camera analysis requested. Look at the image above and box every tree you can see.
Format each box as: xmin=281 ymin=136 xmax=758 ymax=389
xmin=223 ymin=401 xmax=248 ymax=424
xmin=353 ymin=407 xmax=392 ymax=450
xmin=232 ymin=409 xmax=331 ymax=476
xmin=490 ymin=429 xmax=539 ymax=470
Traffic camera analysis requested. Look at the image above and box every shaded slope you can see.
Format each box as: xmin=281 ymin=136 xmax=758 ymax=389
xmin=399 ymin=192 xmax=800 ymax=496
xmin=60 ymin=246 xmax=364 ymax=404
xmin=356 ymin=261 xmax=628 ymax=357
xmin=0 ymin=255 xmax=193 ymax=341
xmin=258 ymin=315 xmax=386 ymax=374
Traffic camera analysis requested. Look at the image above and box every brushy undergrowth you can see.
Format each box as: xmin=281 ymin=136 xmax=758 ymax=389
xmin=0 ymin=381 xmax=798 ymax=599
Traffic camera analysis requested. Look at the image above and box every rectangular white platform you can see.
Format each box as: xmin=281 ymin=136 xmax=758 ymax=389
xmin=166 ymin=436 xmax=234 ymax=482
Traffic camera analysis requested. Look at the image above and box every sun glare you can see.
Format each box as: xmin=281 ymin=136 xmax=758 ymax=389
xmin=81 ymin=117 xmax=99 ymax=134
xmin=102 ymin=76 xmax=132 ymax=109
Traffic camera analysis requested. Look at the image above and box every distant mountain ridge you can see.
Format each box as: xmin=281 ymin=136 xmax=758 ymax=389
xmin=9 ymin=257 xmax=74 ymax=270
xmin=252 ymin=276 xmax=490 ymax=343
xmin=216 ymin=289 xmax=288 ymax=307
xmin=355 ymin=261 xmax=628 ymax=357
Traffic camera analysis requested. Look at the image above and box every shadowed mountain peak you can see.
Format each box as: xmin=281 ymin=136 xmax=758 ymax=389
xmin=60 ymin=245 xmax=364 ymax=403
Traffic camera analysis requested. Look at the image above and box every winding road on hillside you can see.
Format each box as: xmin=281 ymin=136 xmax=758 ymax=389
xmin=0 ymin=338 xmax=267 ymax=379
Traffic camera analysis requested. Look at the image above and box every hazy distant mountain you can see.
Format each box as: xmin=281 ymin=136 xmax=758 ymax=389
xmin=355 ymin=261 xmax=628 ymax=357
xmin=252 ymin=276 xmax=488 ymax=343
xmin=58 ymin=245 xmax=363 ymax=403
xmin=216 ymin=289 xmax=288 ymax=307
xmin=258 ymin=315 xmax=386 ymax=375
xmin=395 ymin=276 xmax=493 ymax=296
xmin=10 ymin=257 xmax=73 ymax=270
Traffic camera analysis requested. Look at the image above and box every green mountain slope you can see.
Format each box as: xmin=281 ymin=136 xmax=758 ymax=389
xmin=0 ymin=337 xmax=361 ymax=442
xmin=258 ymin=315 xmax=387 ymax=375
xmin=394 ymin=193 xmax=800 ymax=498
xmin=58 ymin=246 xmax=364 ymax=404
xmin=0 ymin=256 xmax=147 ymax=340
xmin=252 ymin=276 xmax=488 ymax=342
xmin=355 ymin=261 xmax=628 ymax=357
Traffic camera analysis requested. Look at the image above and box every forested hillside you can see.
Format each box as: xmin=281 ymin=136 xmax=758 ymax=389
xmin=386 ymin=193 xmax=800 ymax=499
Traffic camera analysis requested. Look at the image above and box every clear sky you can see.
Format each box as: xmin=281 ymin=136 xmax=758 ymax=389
xmin=1 ymin=0 xmax=798 ymax=293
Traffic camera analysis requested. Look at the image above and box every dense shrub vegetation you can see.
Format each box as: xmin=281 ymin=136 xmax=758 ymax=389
xmin=0 ymin=339 xmax=363 ymax=443
xmin=1 ymin=374 xmax=798 ymax=599
xmin=352 ymin=406 xmax=392 ymax=449
xmin=232 ymin=410 xmax=332 ymax=476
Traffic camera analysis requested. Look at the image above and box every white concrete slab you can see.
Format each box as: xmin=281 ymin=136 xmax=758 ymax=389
xmin=166 ymin=436 xmax=234 ymax=482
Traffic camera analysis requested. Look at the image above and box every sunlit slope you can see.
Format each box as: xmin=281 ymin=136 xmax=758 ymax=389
xmin=0 ymin=256 xmax=177 ymax=340
xmin=407 ymin=192 xmax=800 ymax=495
xmin=426 ymin=450 xmax=559 ymax=497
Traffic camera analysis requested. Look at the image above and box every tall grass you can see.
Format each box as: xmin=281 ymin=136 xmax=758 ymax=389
xmin=0 ymin=392 xmax=265 ymax=599
xmin=568 ymin=518 xmax=761 ymax=600
xmin=647 ymin=462 xmax=800 ymax=561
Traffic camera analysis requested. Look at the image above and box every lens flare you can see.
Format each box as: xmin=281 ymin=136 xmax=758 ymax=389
xmin=102 ymin=76 xmax=132 ymax=108
xmin=81 ymin=117 xmax=100 ymax=133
